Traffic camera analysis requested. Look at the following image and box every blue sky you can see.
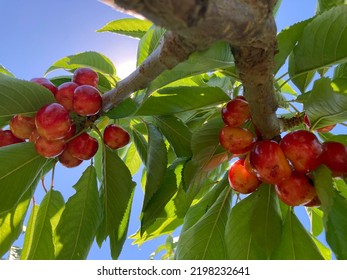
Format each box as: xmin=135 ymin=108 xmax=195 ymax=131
xmin=0 ymin=0 xmax=319 ymax=260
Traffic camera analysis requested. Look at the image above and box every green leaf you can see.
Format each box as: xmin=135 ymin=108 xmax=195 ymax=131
xmin=131 ymin=128 xmax=148 ymax=164
xmin=175 ymin=186 xmax=231 ymax=260
xmin=45 ymin=51 xmax=116 ymax=76
xmin=0 ymin=143 xmax=48 ymax=214
xmin=190 ymin=117 xmax=228 ymax=169
xmin=26 ymin=190 xmax=65 ymax=260
xmin=290 ymin=6 xmax=347 ymax=77
xmin=55 ymin=166 xmax=102 ymax=259
xmin=180 ymin=173 xmax=229 ymax=233
xmin=314 ymin=166 xmax=347 ymax=260
xmin=97 ymin=18 xmax=152 ymax=39
xmin=318 ymin=132 xmax=347 ymax=145
xmin=109 ymin=185 xmax=135 ymax=259
xmin=141 ymin=158 xmax=184 ymax=233
xmin=123 ymin=142 xmax=142 ymax=176
xmin=137 ymin=26 xmax=166 ymax=66
xmin=131 ymin=215 xmax=182 ymax=246
xmin=21 ymin=204 xmax=39 ymax=260
xmin=0 ymin=65 xmax=14 ymax=77
xmin=250 ymin=184 xmax=282 ymax=258
xmin=225 ymin=193 xmax=267 ymax=259
xmin=275 ymin=19 xmax=312 ymax=74
xmin=0 ymin=181 xmax=35 ymax=258
xmin=289 ymin=63 xmax=315 ymax=93
xmin=182 ymin=116 xmax=229 ymax=210
xmin=141 ymin=124 xmax=167 ymax=218
xmin=106 ymin=98 xmax=138 ymax=119
xmin=154 ymin=116 xmax=192 ymax=157
xmin=306 ymin=207 xmax=324 ymax=237
xmin=303 ymin=77 xmax=347 ymax=130
xmin=312 ymin=236 xmax=332 ymax=260
xmin=136 ymin=86 xmax=229 ymax=116
xmin=147 ymin=42 xmax=234 ymax=93
xmin=334 ymin=178 xmax=347 ymax=199
xmin=98 ymin=148 xmax=135 ymax=245
xmin=316 ymin=0 xmax=346 ymax=14
xmin=0 ymin=74 xmax=55 ymax=125
xmin=271 ymin=210 xmax=324 ymax=260
xmin=333 ymin=62 xmax=347 ymax=79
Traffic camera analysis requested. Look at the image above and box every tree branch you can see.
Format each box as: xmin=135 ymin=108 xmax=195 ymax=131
xmin=101 ymin=0 xmax=280 ymax=139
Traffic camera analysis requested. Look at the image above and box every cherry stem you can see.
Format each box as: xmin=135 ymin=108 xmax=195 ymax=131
xmin=50 ymin=163 xmax=56 ymax=189
xmin=41 ymin=178 xmax=48 ymax=193
xmin=288 ymin=102 xmax=301 ymax=114
xmin=275 ymin=72 xmax=289 ymax=83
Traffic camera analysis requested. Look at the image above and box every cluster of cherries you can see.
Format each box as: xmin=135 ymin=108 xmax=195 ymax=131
xmin=219 ymin=96 xmax=347 ymax=207
xmin=0 ymin=68 xmax=130 ymax=168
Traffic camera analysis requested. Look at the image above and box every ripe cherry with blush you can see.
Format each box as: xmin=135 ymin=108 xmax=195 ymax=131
xmin=103 ymin=124 xmax=130 ymax=150
xmin=73 ymin=85 xmax=102 ymax=116
xmin=35 ymin=103 xmax=72 ymax=140
xmin=72 ymin=68 xmax=99 ymax=87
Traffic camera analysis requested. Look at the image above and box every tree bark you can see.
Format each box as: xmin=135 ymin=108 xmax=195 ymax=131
xmin=101 ymin=0 xmax=280 ymax=139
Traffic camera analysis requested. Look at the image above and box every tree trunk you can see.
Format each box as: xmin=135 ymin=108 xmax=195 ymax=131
xmin=101 ymin=0 xmax=280 ymax=139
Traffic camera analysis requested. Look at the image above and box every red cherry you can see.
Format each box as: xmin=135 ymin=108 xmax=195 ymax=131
xmin=73 ymin=85 xmax=102 ymax=116
xmin=55 ymin=82 xmax=79 ymax=111
xmin=221 ymin=98 xmax=251 ymax=127
xmin=66 ymin=132 xmax=98 ymax=160
xmin=72 ymin=68 xmax=98 ymax=87
xmin=275 ymin=171 xmax=317 ymax=206
xmin=280 ymin=130 xmax=323 ymax=173
xmin=0 ymin=130 xmax=24 ymax=147
xmin=35 ymin=136 xmax=65 ymax=158
xmin=10 ymin=114 xmax=36 ymax=140
xmin=35 ymin=103 xmax=72 ymax=140
xmin=321 ymin=141 xmax=347 ymax=177
xmin=219 ymin=126 xmax=255 ymax=155
xmin=103 ymin=124 xmax=130 ymax=149
xmin=228 ymin=158 xmax=261 ymax=194
xmin=250 ymin=140 xmax=292 ymax=185
xmin=58 ymin=148 xmax=83 ymax=168
xmin=30 ymin=77 xmax=57 ymax=95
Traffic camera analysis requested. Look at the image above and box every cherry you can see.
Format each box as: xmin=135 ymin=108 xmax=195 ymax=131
xmin=221 ymin=98 xmax=251 ymax=127
xmin=0 ymin=130 xmax=24 ymax=147
xmin=55 ymin=82 xmax=79 ymax=111
xmin=321 ymin=141 xmax=347 ymax=177
xmin=228 ymin=158 xmax=261 ymax=194
xmin=249 ymin=140 xmax=292 ymax=184
xmin=280 ymin=130 xmax=323 ymax=173
xmin=72 ymin=68 xmax=98 ymax=87
xmin=58 ymin=148 xmax=83 ymax=168
xmin=66 ymin=132 xmax=98 ymax=160
xmin=35 ymin=103 xmax=72 ymax=140
xmin=35 ymin=136 xmax=65 ymax=158
xmin=103 ymin=124 xmax=130 ymax=149
xmin=219 ymin=126 xmax=255 ymax=155
xmin=275 ymin=171 xmax=316 ymax=206
xmin=73 ymin=85 xmax=102 ymax=116
xmin=10 ymin=114 xmax=36 ymax=140
xmin=30 ymin=77 xmax=57 ymax=95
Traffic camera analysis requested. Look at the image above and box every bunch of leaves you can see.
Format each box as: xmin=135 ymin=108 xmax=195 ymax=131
xmin=1 ymin=1 xmax=347 ymax=260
